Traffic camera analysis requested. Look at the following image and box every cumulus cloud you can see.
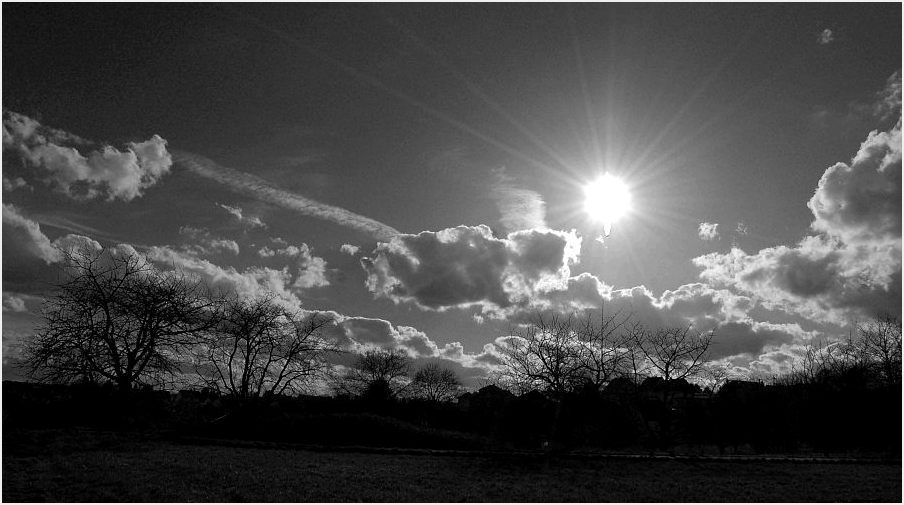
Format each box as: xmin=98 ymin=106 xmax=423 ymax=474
xmin=817 ymin=28 xmax=834 ymax=45
xmin=807 ymin=118 xmax=901 ymax=244
xmin=217 ymin=203 xmax=266 ymax=229
xmin=175 ymin=151 xmax=399 ymax=241
xmin=257 ymin=242 xmax=329 ymax=289
xmin=698 ymin=222 xmax=720 ymax=241
xmin=362 ymin=225 xmax=580 ymax=314
xmin=491 ymin=167 xmax=547 ymax=232
xmin=735 ymin=222 xmax=749 ymax=235
xmin=340 ymin=244 xmax=360 ymax=256
xmin=695 ymin=117 xmax=902 ymax=324
xmin=2 ymin=111 xmax=172 ymax=201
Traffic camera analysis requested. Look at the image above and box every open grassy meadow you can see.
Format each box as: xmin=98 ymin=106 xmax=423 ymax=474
xmin=3 ymin=429 xmax=900 ymax=502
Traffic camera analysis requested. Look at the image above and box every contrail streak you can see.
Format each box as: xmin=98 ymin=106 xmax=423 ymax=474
xmin=172 ymin=150 xmax=400 ymax=242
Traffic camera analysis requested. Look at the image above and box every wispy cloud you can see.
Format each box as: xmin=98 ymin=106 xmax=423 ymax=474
xmin=173 ymin=150 xmax=400 ymax=241
xmin=491 ymin=167 xmax=547 ymax=232
xmin=216 ymin=203 xmax=267 ymax=229
xmin=817 ymin=28 xmax=834 ymax=45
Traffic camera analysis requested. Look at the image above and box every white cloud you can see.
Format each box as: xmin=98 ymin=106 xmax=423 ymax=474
xmin=217 ymin=203 xmax=267 ymax=229
xmin=146 ymin=245 xmax=303 ymax=310
xmin=695 ymin=117 xmax=901 ymax=324
xmin=2 ymin=204 xmax=62 ymax=264
xmin=698 ymin=222 xmax=720 ymax=241
xmin=256 ymin=242 xmax=329 ymax=289
xmin=340 ymin=244 xmax=360 ymax=256
xmin=176 ymin=150 xmax=399 ymax=241
xmin=817 ymin=28 xmax=834 ymax=45
xmin=736 ymin=222 xmax=749 ymax=236
xmin=808 ymin=118 xmax=901 ymax=245
xmin=2 ymin=111 xmax=172 ymax=201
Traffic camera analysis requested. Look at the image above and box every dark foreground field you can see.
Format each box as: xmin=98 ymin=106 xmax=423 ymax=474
xmin=3 ymin=429 xmax=901 ymax=502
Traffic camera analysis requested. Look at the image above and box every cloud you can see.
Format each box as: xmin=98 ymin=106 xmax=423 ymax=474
xmin=736 ymin=222 xmax=749 ymax=236
xmin=146 ymin=246 xmax=304 ymax=310
xmin=178 ymin=226 xmax=240 ymax=256
xmin=695 ymin=118 xmax=901 ymax=324
xmin=217 ymin=203 xmax=267 ymax=229
xmin=491 ymin=167 xmax=547 ymax=232
xmin=817 ymin=28 xmax=834 ymax=45
xmin=873 ymin=71 xmax=901 ymax=122
xmin=2 ymin=293 xmax=28 ymax=313
xmin=174 ymin=150 xmax=400 ymax=241
xmin=340 ymin=244 xmax=360 ymax=256
xmin=808 ymin=118 xmax=901 ymax=245
xmin=257 ymin=242 xmax=330 ymax=289
xmin=362 ymin=225 xmax=580 ymax=314
xmin=698 ymin=222 xmax=720 ymax=241
xmin=2 ymin=176 xmax=30 ymax=192
xmin=2 ymin=111 xmax=172 ymax=201
xmin=2 ymin=204 xmax=62 ymax=264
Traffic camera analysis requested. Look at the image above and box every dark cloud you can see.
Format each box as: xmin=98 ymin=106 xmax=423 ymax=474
xmin=362 ymin=225 xmax=580 ymax=314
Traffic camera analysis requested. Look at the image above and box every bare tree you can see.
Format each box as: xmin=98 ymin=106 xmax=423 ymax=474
xmin=25 ymin=247 xmax=216 ymax=390
xmin=410 ymin=362 xmax=462 ymax=402
xmin=498 ymin=313 xmax=585 ymax=396
xmin=337 ymin=348 xmax=412 ymax=398
xmin=856 ymin=314 xmax=902 ymax=388
xmin=576 ymin=308 xmax=634 ymax=389
xmin=197 ymin=294 xmax=337 ymax=399
xmin=634 ymin=325 xmax=713 ymax=382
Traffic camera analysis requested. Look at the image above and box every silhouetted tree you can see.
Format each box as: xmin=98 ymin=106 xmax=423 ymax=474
xmin=498 ymin=313 xmax=585 ymax=396
xmin=855 ymin=314 xmax=901 ymax=389
xmin=634 ymin=325 xmax=713 ymax=382
xmin=25 ymin=247 xmax=216 ymax=390
xmin=410 ymin=362 xmax=461 ymax=402
xmin=575 ymin=308 xmax=635 ymax=389
xmin=197 ymin=294 xmax=337 ymax=399
xmin=338 ymin=348 xmax=411 ymax=398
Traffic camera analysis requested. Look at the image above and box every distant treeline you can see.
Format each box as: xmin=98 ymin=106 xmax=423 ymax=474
xmin=5 ymin=369 xmax=900 ymax=456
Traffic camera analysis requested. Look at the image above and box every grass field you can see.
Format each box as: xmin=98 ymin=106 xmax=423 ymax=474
xmin=3 ymin=429 xmax=901 ymax=502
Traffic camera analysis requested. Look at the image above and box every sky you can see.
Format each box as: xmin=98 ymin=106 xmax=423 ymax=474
xmin=2 ymin=3 xmax=901 ymax=386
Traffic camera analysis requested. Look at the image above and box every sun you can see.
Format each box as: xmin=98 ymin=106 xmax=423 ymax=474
xmin=584 ymin=172 xmax=632 ymax=236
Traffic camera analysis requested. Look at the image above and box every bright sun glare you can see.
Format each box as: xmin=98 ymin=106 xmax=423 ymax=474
xmin=584 ymin=173 xmax=632 ymax=236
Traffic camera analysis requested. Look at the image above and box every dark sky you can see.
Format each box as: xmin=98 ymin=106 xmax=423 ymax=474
xmin=2 ymin=3 xmax=901 ymax=385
